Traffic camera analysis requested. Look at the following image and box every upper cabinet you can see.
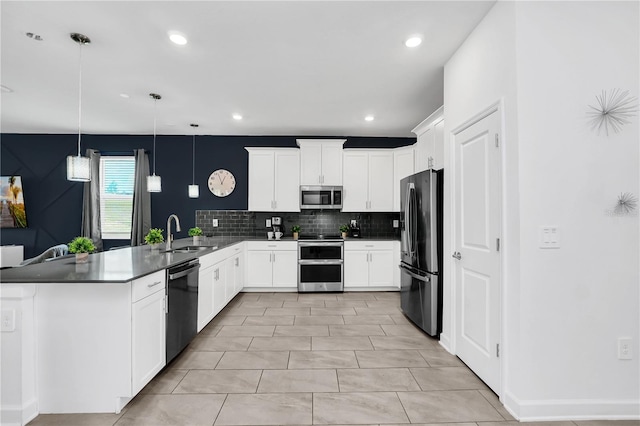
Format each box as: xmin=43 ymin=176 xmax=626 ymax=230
xmin=412 ymin=106 xmax=444 ymax=172
xmin=297 ymin=139 xmax=346 ymax=186
xmin=393 ymin=146 xmax=415 ymax=212
xmin=342 ymin=149 xmax=394 ymax=212
xmin=246 ymin=147 xmax=300 ymax=212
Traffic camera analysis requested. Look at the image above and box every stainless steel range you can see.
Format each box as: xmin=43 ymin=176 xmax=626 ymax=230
xmin=297 ymin=234 xmax=344 ymax=292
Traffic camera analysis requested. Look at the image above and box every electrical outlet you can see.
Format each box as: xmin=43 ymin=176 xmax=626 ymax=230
xmin=266 ymin=219 xmax=271 ymax=228
xmin=393 ymin=219 xmax=399 ymax=228
xmin=1 ymin=310 xmax=15 ymax=332
xmin=618 ymin=337 xmax=633 ymax=360
xmin=212 ymin=219 xmax=219 ymax=227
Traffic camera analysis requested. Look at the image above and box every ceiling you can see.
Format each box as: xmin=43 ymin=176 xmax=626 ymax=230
xmin=1 ymin=1 xmax=494 ymax=138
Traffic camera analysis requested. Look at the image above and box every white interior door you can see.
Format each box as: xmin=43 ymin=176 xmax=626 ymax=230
xmin=453 ymin=108 xmax=502 ymax=394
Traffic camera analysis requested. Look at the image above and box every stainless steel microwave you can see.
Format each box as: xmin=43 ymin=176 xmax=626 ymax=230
xmin=300 ymin=186 xmax=343 ymax=210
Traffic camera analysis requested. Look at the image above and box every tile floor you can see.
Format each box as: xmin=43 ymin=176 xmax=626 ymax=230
xmin=28 ymin=292 xmax=638 ymax=426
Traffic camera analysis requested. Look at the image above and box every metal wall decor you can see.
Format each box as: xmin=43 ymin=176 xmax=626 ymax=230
xmin=587 ymin=89 xmax=638 ymax=135
xmin=615 ymin=192 xmax=638 ymax=214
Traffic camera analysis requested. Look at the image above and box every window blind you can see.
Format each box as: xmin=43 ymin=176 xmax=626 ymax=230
xmin=100 ymin=156 xmax=135 ymax=240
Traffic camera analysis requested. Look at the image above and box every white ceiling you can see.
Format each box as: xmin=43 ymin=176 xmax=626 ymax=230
xmin=1 ymin=1 xmax=494 ymax=138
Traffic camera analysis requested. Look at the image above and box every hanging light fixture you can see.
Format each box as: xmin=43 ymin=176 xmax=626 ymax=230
xmin=66 ymin=33 xmax=92 ymax=182
xmin=147 ymin=93 xmax=162 ymax=192
xmin=188 ymin=123 xmax=200 ymax=198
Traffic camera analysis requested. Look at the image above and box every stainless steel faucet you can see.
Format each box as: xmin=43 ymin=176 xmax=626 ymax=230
xmin=166 ymin=214 xmax=181 ymax=250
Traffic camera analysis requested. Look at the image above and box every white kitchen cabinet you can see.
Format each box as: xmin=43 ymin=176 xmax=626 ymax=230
xmin=297 ymin=139 xmax=345 ymax=185
xmin=197 ymin=264 xmax=215 ymax=332
xmin=246 ymin=148 xmax=300 ymax=212
xmin=412 ymin=106 xmax=444 ymax=172
xmin=226 ymin=249 xmax=244 ymax=303
xmin=393 ymin=146 xmax=415 ymax=212
xmin=344 ymin=241 xmax=396 ymax=289
xmin=131 ymin=287 xmax=166 ymax=395
xmin=245 ymin=241 xmax=298 ymax=289
xmin=342 ymin=149 xmax=394 ymax=212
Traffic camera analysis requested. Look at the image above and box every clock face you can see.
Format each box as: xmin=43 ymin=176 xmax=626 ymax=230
xmin=208 ymin=169 xmax=236 ymax=197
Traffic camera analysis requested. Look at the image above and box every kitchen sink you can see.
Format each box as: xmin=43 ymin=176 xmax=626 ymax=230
xmin=166 ymin=246 xmax=213 ymax=254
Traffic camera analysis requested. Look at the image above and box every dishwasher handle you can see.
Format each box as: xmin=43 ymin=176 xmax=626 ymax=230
xmin=168 ymin=262 xmax=200 ymax=280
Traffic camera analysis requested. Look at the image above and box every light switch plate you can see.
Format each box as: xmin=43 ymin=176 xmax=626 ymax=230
xmin=539 ymin=226 xmax=560 ymax=249
xmin=266 ymin=219 xmax=271 ymax=228
xmin=393 ymin=220 xmax=399 ymax=228
xmin=212 ymin=219 xmax=219 ymax=227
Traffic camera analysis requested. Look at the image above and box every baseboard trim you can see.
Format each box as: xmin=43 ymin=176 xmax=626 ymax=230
xmin=0 ymin=398 xmax=38 ymax=426
xmin=438 ymin=332 xmax=452 ymax=353
xmin=503 ymin=391 xmax=640 ymax=420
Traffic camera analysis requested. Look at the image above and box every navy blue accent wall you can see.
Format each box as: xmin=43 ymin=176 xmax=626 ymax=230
xmin=1 ymin=133 xmax=413 ymax=258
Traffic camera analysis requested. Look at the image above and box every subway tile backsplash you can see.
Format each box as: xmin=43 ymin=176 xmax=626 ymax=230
xmin=196 ymin=210 xmax=400 ymax=239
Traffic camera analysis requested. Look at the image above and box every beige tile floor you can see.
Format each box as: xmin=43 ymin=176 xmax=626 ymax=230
xmin=28 ymin=292 xmax=638 ymax=426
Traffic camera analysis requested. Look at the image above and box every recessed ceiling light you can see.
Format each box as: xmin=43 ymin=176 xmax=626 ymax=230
xmin=405 ymin=36 xmax=422 ymax=48
xmin=168 ymin=31 xmax=188 ymax=45
xmin=232 ymin=114 xmax=243 ymax=120
xmin=365 ymin=115 xmax=375 ymax=122
xmin=119 ymin=93 xmax=130 ymax=98
xmin=1 ymin=85 xmax=13 ymax=93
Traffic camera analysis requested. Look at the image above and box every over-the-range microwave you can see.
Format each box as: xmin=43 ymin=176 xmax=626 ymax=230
xmin=300 ymin=186 xmax=343 ymax=210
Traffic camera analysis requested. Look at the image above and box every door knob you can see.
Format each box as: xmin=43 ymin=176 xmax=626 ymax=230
xmin=452 ymin=251 xmax=462 ymax=260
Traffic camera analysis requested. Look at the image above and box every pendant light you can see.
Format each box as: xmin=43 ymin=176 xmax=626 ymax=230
xmin=66 ymin=33 xmax=91 ymax=182
xmin=147 ymin=93 xmax=162 ymax=192
xmin=188 ymin=123 xmax=200 ymax=198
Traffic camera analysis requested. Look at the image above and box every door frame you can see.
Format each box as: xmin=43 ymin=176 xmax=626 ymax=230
xmin=447 ymin=99 xmax=507 ymax=397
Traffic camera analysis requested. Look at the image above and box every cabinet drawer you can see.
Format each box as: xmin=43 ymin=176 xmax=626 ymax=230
xmin=247 ymin=241 xmax=297 ymax=251
xmin=345 ymin=240 xmax=395 ymax=251
xmin=132 ymin=270 xmax=166 ymax=302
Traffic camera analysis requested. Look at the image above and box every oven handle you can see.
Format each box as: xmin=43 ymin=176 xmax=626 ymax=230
xmin=298 ymin=242 xmax=344 ymax=247
xmin=298 ymin=259 xmax=344 ymax=265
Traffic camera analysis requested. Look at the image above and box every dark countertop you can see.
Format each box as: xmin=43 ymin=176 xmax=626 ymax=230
xmin=0 ymin=237 xmax=243 ymax=284
xmin=0 ymin=235 xmax=398 ymax=284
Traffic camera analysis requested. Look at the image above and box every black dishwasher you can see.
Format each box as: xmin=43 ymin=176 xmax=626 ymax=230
xmin=166 ymin=259 xmax=200 ymax=364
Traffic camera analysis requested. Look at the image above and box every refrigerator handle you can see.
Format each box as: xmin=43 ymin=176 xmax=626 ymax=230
xmin=403 ymin=183 xmax=411 ymax=254
xmin=408 ymin=184 xmax=416 ymax=257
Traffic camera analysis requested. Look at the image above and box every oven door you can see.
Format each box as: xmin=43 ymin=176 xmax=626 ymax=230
xmin=298 ymin=241 xmax=344 ymax=292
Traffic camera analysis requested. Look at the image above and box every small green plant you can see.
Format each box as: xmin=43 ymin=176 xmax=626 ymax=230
xmin=144 ymin=228 xmax=165 ymax=245
xmin=188 ymin=227 xmax=203 ymax=237
xmin=68 ymin=236 xmax=96 ymax=254
xmin=291 ymin=225 xmax=301 ymax=233
xmin=339 ymin=224 xmax=349 ymax=233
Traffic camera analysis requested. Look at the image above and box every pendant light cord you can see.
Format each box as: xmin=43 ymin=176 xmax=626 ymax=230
xmin=77 ymin=40 xmax=83 ymax=157
xmin=152 ymin=98 xmax=157 ymax=175
xmin=192 ymin=134 xmax=196 ymax=184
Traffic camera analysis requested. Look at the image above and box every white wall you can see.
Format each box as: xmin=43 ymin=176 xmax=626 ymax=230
xmin=444 ymin=0 xmax=639 ymax=420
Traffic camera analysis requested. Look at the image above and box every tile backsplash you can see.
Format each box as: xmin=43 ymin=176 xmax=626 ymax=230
xmin=196 ymin=210 xmax=400 ymax=239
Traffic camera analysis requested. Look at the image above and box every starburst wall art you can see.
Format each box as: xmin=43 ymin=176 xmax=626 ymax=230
xmin=587 ymin=89 xmax=638 ymax=135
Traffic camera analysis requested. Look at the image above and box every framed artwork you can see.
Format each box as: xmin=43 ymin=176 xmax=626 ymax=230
xmin=1 ymin=176 xmax=28 ymax=228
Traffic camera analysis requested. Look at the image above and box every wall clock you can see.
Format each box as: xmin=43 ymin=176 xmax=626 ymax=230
xmin=208 ymin=169 xmax=236 ymax=197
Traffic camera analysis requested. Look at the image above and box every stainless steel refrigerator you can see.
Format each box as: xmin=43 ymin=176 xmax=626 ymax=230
xmin=399 ymin=169 xmax=443 ymax=337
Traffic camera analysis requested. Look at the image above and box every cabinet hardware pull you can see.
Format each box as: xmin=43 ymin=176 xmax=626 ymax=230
xmin=147 ymin=281 xmax=162 ymax=287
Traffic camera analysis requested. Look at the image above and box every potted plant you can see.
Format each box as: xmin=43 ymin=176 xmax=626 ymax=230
xmin=144 ymin=228 xmax=164 ymax=249
xmin=188 ymin=226 xmax=203 ymax=244
xmin=291 ymin=225 xmax=301 ymax=240
xmin=68 ymin=236 xmax=96 ymax=263
xmin=339 ymin=224 xmax=349 ymax=239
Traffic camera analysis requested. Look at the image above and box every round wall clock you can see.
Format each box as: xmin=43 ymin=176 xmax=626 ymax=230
xmin=208 ymin=169 xmax=236 ymax=197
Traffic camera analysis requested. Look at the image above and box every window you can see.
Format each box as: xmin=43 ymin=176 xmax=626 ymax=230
xmin=100 ymin=156 xmax=135 ymax=239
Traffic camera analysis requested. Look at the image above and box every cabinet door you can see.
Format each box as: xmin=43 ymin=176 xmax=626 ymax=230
xmin=368 ymin=250 xmax=395 ymax=287
xmin=300 ymin=143 xmax=322 ymax=185
xmin=342 ymin=151 xmax=369 ymax=212
xmin=393 ymin=147 xmax=415 ymax=212
xmin=433 ymin=118 xmax=445 ymax=170
xmin=272 ymin=250 xmax=298 ymax=288
xmin=246 ymin=250 xmax=274 ymax=287
xmin=415 ymin=126 xmax=433 ymax=173
xmin=274 ymin=150 xmax=300 ymax=211
xmin=368 ymin=151 xmax=394 ymax=212
xmin=320 ymin=143 xmax=343 ymax=185
xmin=132 ymin=290 xmax=166 ymax=395
xmin=197 ymin=266 xmax=215 ymax=332
xmin=212 ymin=263 xmax=227 ymax=315
xmin=248 ymin=150 xmax=275 ymax=211
xmin=234 ymin=252 xmax=244 ymax=294
xmin=344 ymin=250 xmax=369 ymax=288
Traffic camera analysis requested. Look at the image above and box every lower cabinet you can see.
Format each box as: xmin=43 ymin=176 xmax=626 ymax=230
xmin=245 ymin=241 xmax=298 ymax=288
xmin=344 ymin=241 xmax=397 ymax=289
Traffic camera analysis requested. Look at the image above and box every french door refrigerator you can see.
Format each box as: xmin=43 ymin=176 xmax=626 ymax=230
xmin=399 ymin=169 xmax=443 ymax=337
